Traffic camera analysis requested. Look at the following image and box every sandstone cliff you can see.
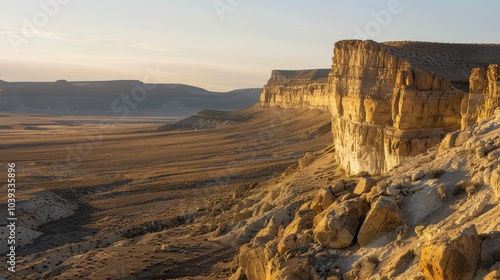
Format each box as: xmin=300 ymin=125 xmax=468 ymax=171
xmin=463 ymin=64 xmax=500 ymax=128
xmin=261 ymin=40 xmax=500 ymax=175
xmin=230 ymin=107 xmax=500 ymax=280
xmin=328 ymin=40 xmax=500 ymax=174
xmin=260 ymin=69 xmax=331 ymax=110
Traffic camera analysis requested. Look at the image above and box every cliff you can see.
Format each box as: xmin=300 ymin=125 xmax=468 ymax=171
xmin=259 ymin=69 xmax=330 ymax=110
xmin=463 ymin=64 xmax=500 ymax=128
xmin=261 ymin=40 xmax=500 ymax=175
xmin=330 ymin=40 xmax=500 ymax=174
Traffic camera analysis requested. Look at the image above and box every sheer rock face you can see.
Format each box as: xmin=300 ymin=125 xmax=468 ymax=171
xmin=260 ymin=40 xmax=500 ymax=175
xmin=260 ymin=69 xmax=331 ymax=110
xmin=463 ymin=64 xmax=500 ymax=128
xmin=329 ymin=40 xmax=472 ymax=175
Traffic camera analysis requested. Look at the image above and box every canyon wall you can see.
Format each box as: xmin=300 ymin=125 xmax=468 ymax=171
xmin=260 ymin=40 xmax=500 ymax=175
xmin=259 ymin=69 xmax=331 ymax=110
xmin=463 ymin=64 xmax=500 ymax=128
xmin=330 ymin=40 xmax=474 ymax=174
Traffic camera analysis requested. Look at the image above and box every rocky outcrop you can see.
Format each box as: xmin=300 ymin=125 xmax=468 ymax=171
xmin=260 ymin=69 xmax=331 ymax=110
xmin=260 ymin=40 xmax=500 ymax=175
xmin=462 ymin=64 xmax=500 ymax=128
xmin=419 ymin=225 xmax=480 ymax=280
xmin=313 ymin=198 xmax=368 ymax=248
xmin=357 ymin=196 xmax=403 ymax=246
xmin=329 ymin=41 xmax=500 ymax=175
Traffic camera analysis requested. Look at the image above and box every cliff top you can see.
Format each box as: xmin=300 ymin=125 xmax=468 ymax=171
xmin=341 ymin=40 xmax=500 ymax=88
xmin=266 ymin=69 xmax=330 ymax=86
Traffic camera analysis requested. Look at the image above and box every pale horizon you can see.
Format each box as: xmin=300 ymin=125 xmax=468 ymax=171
xmin=1 ymin=0 xmax=499 ymax=91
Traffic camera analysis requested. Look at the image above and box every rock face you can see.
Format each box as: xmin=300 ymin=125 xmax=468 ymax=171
xmin=329 ymin=41 xmax=500 ymax=175
xmin=260 ymin=69 xmax=331 ymax=110
xmin=419 ymin=225 xmax=480 ymax=280
xmin=463 ymin=64 xmax=500 ymax=128
xmin=313 ymin=198 xmax=367 ymax=248
xmin=260 ymin=40 xmax=500 ymax=175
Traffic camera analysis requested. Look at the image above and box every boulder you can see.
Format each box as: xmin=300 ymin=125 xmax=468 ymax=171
xmin=313 ymin=198 xmax=367 ymax=248
xmin=311 ymin=187 xmax=336 ymax=214
xmin=269 ymin=256 xmax=311 ymax=280
xmin=277 ymin=232 xmax=313 ymax=255
xmin=484 ymin=270 xmax=500 ymax=280
xmin=412 ymin=169 xmax=426 ymax=181
xmin=353 ymin=177 xmax=376 ymax=195
xmin=284 ymin=203 xmax=316 ymax=237
xmin=238 ymin=240 xmax=279 ymax=280
xmin=330 ymin=180 xmax=345 ymax=194
xmin=490 ymin=166 xmax=500 ymax=199
xmin=358 ymin=196 xmax=403 ymax=246
xmin=419 ymin=225 xmax=480 ymax=280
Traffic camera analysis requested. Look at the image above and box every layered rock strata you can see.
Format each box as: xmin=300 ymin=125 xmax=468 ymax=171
xmin=463 ymin=64 xmax=500 ymax=128
xmin=259 ymin=69 xmax=331 ymax=110
xmin=329 ymin=40 xmax=500 ymax=174
xmin=260 ymin=40 xmax=500 ymax=175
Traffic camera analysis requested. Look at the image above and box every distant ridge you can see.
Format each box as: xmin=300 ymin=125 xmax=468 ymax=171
xmin=0 ymin=80 xmax=261 ymax=117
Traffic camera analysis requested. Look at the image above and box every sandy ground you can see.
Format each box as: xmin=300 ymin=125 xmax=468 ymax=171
xmin=0 ymin=106 xmax=332 ymax=279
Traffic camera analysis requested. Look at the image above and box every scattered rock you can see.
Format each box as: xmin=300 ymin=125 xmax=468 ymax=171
xmin=313 ymin=198 xmax=367 ymax=249
xmin=331 ymin=180 xmax=345 ymax=194
xmin=270 ymin=256 xmax=311 ymax=280
xmin=353 ymin=177 xmax=376 ymax=195
xmin=358 ymin=196 xmax=403 ymax=246
xmin=386 ymin=185 xmax=400 ymax=196
xmin=284 ymin=203 xmax=315 ymax=237
xmin=311 ymin=187 xmax=336 ymax=214
xmin=419 ymin=225 xmax=480 ymax=280
xmin=415 ymin=225 xmax=425 ymax=238
xmin=412 ymin=169 xmax=426 ymax=181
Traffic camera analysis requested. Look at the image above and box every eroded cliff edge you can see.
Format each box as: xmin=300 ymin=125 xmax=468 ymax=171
xmin=261 ymin=40 xmax=500 ymax=175
xmin=260 ymin=69 xmax=331 ymax=110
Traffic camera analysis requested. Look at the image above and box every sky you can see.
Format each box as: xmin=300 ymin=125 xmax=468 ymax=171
xmin=0 ymin=0 xmax=499 ymax=91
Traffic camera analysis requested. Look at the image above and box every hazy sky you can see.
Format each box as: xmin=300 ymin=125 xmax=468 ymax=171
xmin=1 ymin=0 xmax=499 ymax=91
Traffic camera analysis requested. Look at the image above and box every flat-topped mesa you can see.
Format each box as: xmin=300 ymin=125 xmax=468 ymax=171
xmin=330 ymin=40 xmax=500 ymax=175
xmin=260 ymin=69 xmax=331 ymax=110
xmin=462 ymin=64 xmax=500 ymax=128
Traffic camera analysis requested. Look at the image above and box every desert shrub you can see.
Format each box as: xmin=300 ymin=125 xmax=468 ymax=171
xmin=353 ymin=255 xmax=380 ymax=279
xmin=455 ymin=180 xmax=482 ymax=197
xmin=436 ymin=183 xmax=447 ymax=200
xmin=430 ymin=168 xmax=445 ymax=179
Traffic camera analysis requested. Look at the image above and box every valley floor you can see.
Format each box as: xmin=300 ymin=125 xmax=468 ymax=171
xmin=0 ymin=106 xmax=333 ymax=279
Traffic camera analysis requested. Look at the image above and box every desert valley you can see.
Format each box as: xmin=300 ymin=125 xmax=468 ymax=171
xmin=0 ymin=39 xmax=499 ymax=280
